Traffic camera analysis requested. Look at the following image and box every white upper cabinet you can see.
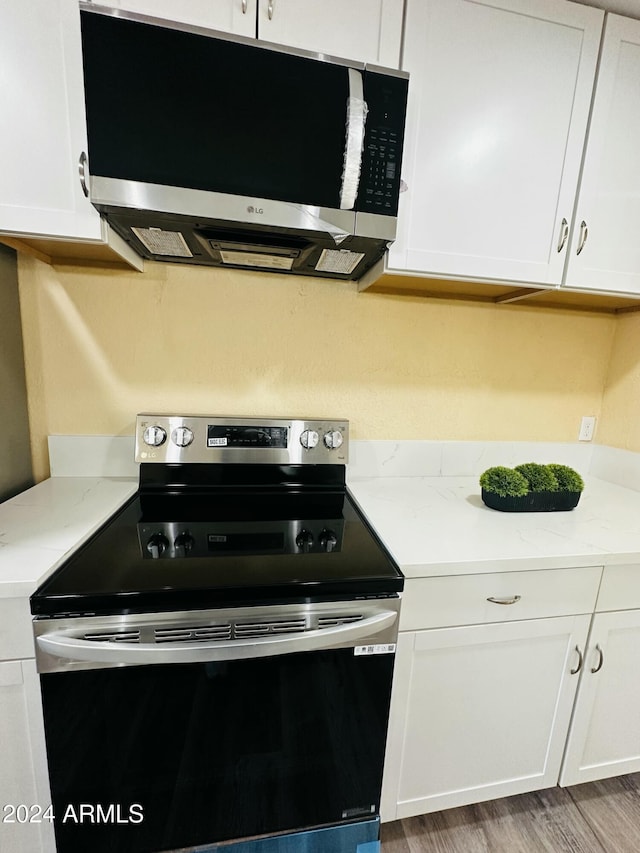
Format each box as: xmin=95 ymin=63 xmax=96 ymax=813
xmin=0 ymin=0 xmax=401 ymax=251
xmin=0 ymin=1 xmax=102 ymax=241
xmin=563 ymin=15 xmax=640 ymax=296
xmin=256 ymin=0 xmax=404 ymax=66
xmin=105 ymin=0 xmax=257 ymax=37
xmin=106 ymin=0 xmax=404 ymax=66
xmin=389 ymin=0 xmax=604 ymax=286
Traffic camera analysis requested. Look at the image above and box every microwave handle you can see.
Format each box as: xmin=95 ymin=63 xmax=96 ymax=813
xmin=339 ymin=68 xmax=368 ymax=210
xmin=36 ymin=609 xmax=397 ymax=666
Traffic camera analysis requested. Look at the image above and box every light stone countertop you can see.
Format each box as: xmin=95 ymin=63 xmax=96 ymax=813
xmin=2 ymin=464 xmax=640 ymax=602
xmin=347 ymin=475 xmax=640 ymax=577
xmin=0 ymin=477 xmax=137 ymax=598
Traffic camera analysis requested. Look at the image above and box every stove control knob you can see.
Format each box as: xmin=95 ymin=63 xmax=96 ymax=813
xmin=323 ymin=430 xmax=344 ymax=450
xmin=300 ymin=429 xmax=319 ymax=450
xmin=296 ymin=529 xmax=315 ymax=553
xmin=172 ymin=426 xmax=194 ymax=448
xmin=146 ymin=533 xmax=169 ymax=559
xmin=174 ymin=532 xmax=195 ymax=557
xmin=143 ymin=425 xmax=167 ymax=447
xmin=319 ymin=529 xmax=338 ymax=553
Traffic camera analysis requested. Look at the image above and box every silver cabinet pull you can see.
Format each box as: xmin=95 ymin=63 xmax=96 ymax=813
xmin=268 ymin=0 xmax=274 ymax=19
xmin=78 ymin=151 xmax=89 ymax=197
xmin=591 ymin=643 xmax=604 ymax=673
xmin=577 ymin=220 xmax=588 ymax=255
xmin=242 ymin=0 xmax=247 ymax=11
xmin=486 ymin=595 xmax=521 ymax=605
xmin=557 ymin=217 xmax=569 ymax=253
xmin=571 ymin=645 xmax=583 ymax=675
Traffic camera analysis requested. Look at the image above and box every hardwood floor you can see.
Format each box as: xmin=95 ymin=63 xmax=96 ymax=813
xmin=380 ymin=774 xmax=640 ymax=852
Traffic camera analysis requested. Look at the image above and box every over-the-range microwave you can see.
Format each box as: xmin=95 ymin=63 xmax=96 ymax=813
xmin=79 ymin=3 xmax=409 ymax=282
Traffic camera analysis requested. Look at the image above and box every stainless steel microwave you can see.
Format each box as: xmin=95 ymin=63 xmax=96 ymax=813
xmin=79 ymin=4 xmax=408 ymax=282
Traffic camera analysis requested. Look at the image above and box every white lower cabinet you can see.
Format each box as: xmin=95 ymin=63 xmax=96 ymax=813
xmin=383 ymin=615 xmax=591 ymax=820
xmin=0 ymin=597 xmax=54 ymax=853
xmin=0 ymin=660 xmax=55 ymax=853
xmin=560 ymin=611 xmax=640 ymax=786
xmin=381 ymin=566 xmax=602 ymax=822
xmin=560 ymin=564 xmax=640 ymax=785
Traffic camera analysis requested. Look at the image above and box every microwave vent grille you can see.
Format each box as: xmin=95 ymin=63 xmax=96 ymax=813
xmin=315 ymin=249 xmax=365 ymax=275
xmin=132 ymin=226 xmax=193 ymax=257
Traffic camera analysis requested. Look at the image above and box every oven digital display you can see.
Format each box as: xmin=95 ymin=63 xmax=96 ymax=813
xmin=208 ymin=532 xmax=285 ymax=553
xmin=207 ymin=425 xmax=288 ymax=448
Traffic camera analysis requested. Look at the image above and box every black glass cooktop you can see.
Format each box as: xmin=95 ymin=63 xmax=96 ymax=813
xmin=31 ymin=470 xmax=402 ymax=617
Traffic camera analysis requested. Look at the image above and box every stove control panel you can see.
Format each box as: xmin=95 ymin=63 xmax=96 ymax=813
xmin=135 ymin=415 xmax=349 ymax=465
xmin=138 ymin=519 xmax=345 ymax=558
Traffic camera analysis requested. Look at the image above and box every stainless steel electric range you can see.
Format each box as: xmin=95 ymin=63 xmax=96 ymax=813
xmin=31 ymin=415 xmax=403 ymax=853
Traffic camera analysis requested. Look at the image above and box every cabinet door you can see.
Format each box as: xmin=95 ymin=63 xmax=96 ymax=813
xmin=107 ymin=0 xmax=257 ymax=36
xmin=381 ymin=615 xmax=590 ymax=821
xmin=563 ymin=15 xmax=640 ymax=295
xmin=257 ymin=0 xmax=403 ymax=66
xmin=560 ymin=610 xmax=640 ymax=786
xmin=0 ymin=1 xmax=101 ymax=241
xmin=388 ymin=0 xmax=603 ymax=286
xmin=0 ymin=660 xmax=55 ymax=853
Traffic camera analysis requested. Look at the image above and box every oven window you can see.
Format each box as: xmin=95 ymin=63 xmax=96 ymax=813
xmin=40 ymin=649 xmax=394 ymax=853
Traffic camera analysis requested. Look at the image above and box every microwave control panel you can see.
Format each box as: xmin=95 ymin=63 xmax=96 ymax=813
xmin=357 ymin=70 xmax=408 ymax=217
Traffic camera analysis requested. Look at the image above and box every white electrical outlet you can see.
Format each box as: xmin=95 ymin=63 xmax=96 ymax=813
xmin=579 ymin=416 xmax=596 ymax=442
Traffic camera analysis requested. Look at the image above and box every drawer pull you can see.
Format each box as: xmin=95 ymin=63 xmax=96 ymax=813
xmin=591 ymin=643 xmax=604 ymax=674
xmin=571 ymin=645 xmax=583 ymax=675
xmin=487 ymin=595 xmax=521 ymax=605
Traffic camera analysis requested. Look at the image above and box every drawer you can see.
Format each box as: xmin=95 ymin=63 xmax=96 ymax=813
xmin=0 ymin=597 xmax=36 ymax=660
xmin=597 ymin=564 xmax=640 ymax=612
xmin=399 ymin=566 xmax=602 ymax=631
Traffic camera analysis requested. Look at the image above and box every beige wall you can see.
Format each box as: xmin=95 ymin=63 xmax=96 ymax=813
xmin=599 ymin=312 xmax=640 ymax=451
xmin=18 ymin=255 xmax=617 ymax=482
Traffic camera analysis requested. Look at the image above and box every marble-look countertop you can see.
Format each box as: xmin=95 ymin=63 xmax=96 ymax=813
xmin=2 ymin=467 xmax=640 ymax=601
xmin=0 ymin=477 xmax=137 ymax=598
xmin=348 ymin=475 xmax=640 ymax=577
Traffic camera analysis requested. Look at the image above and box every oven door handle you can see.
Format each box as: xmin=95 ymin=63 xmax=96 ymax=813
xmin=36 ymin=610 xmax=397 ymax=665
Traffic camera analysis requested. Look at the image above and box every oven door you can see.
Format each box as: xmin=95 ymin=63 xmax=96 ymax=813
xmin=35 ymin=600 xmax=398 ymax=853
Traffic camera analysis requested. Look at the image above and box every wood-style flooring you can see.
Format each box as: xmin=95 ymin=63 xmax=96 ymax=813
xmin=381 ymin=773 xmax=640 ymax=852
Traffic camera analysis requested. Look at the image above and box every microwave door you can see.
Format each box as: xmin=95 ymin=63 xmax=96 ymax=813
xmin=80 ymin=9 xmax=355 ymax=215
